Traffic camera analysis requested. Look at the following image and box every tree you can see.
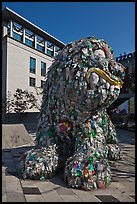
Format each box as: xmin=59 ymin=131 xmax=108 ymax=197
xmin=2 ymin=91 xmax=14 ymax=122
xmin=2 ymin=89 xmax=41 ymax=122
xmin=13 ymin=88 xmax=40 ymax=113
xmin=6 ymin=91 xmax=14 ymax=113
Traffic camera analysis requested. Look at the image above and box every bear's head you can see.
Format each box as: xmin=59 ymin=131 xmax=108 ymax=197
xmin=50 ymin=36 xmax=126 ymax=115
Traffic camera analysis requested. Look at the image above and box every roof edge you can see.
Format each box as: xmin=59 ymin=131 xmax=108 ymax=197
xmin=2 ymin=7 xmax=66 ymax=48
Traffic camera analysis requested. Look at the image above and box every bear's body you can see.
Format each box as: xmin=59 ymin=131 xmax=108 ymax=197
xmin=20 ymin=37 xmax=125 ymax=190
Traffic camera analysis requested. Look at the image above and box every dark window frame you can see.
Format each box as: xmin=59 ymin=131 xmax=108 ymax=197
xmin=47 ymin=49 xmax=54 ymax=57
xmin=37 ymin=44 xmax=44 ymax=52
xmin=41 ymin=61 xmax=46 ymax=76
xmin=30 ymin=57 xmax=36 ymax=74
xmin=29 ymin=77 xmax=36 ymax=87
xmin=25 ymin=38 xmax=34 ymax=48
xmin=13 ymin=31 xmax=22 ymax=42
xmin=41 ymin=80 xmax=45 ymax=88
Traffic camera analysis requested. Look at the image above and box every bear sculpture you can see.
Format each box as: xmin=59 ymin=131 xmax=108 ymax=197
xmin=20 ymin=36 xmax=126 ymax=190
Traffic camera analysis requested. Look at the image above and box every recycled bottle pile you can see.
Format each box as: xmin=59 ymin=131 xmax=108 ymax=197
xmin=20 ymin=36 xmax=126 ymax=190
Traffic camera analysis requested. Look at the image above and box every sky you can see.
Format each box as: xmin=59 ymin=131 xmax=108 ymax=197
xmin=2 ymin=2 xmax=135 ymax=58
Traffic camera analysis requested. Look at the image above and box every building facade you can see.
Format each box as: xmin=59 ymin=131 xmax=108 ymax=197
xmin=2 ymin=7 xmax=65 ymax=113
xmin=116 ymin=52 xmax=135 ymax=114
xmin=116 ymin=52 xmax=135 ymax=94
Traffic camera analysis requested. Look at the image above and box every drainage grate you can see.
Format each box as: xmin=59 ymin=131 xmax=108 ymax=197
xmin=22 ymin=187 xmax=41 ymax=195
xmin=95 ymin=195 xmax=120 ymax=202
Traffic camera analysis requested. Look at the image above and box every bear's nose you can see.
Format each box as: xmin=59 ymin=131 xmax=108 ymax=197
xmin=86 ymin=67 xmax=123 ymax=89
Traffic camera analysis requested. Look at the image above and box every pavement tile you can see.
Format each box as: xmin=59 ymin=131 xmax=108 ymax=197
xmin=2 ymin=172 xmax=6 ymax=184
xmin=120 ymin=182 xmax=135 ymax=194
xmin=72 ymin=189 xmax=101 ymax=202
xmin=2 ymin=173 xmax=7 ymax=202
xmin=2 ymin=185 xmax=7 ymax=195
xmin=2 ymin=194 xmax=7 ymax=202
xmin=20 ymin=179 xmax=38 ymax=187
xmin=59 ymin=194 xmax=83 ymax=202
xmin=5 ymin=175 xmax=23 ymax=193
xmin=36 ymin=180 xmax=64 ymax=202
xmin=41 ymin=188 xmax=64 ymax=202
xmin=25 ymin=195 xmax=45 ymax=202
xmin=56 ymin=187 xmax=75 ymax=195
xmin=40 ymin=185 xmax=61 ymax=195
xmin=127 ymin=177 xmax=135 ymax=182
xmin=108 ymin=183 xmax=135 ymax=202
xmin=36 ymin=180 xmax=58 ymax=192
xmin=116 ymin=193 xmax=135 ymax=202
xmin=130 ymin=195 xmax=135 ymax=199
xmin=86 ymin=188 xmax=115 ymax=196
xmin=6 ymin=192 xmax=26 ymax=202
xmin=110 ymin=181 xmax=126 ymax=190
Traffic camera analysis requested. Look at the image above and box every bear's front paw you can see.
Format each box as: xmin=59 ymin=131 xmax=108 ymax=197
xmin=19 ymin=146 xmax=59 ymax=180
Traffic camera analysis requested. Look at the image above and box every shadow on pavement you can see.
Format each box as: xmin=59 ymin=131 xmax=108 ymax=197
xmin=2 ymin=145 xmax=67 ymax=188
xmin=116 ymin=128 xmax=135 ymax=145
xmin=49 ymin=172 xmax=67 ymax=188
xmin=2 ymin=145 xmax=35 ymax=179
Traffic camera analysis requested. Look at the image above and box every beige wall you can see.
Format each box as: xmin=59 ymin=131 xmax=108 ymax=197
xmin=3 ymin=36 xmax=54 ymax=112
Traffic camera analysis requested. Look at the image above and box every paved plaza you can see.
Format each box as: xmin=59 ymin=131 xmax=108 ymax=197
xmin=2 ymin=128 xmax=135 ymax=202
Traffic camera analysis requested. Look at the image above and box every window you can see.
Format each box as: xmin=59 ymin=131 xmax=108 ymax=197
xmin=25 ymin=38 xmax=34 ymax=47
xmin=37 ymin=44 xmax=44 ymax=52
xmin=29 ymin=77 xmax=35 ymax=87
xmin=121 ymin=67 xmax=129 ymax=94
xmin=41 ymin=61 xmax=46 ymax=76
xmin=7 ymin=23 xmax=10 ymax=35
xmin=30 ymin=57 xmax=36 ymax=74
xmin=13 ymin=31 xmax=22 ymax=42
xmin=47 ymin=49 xmax=53 ymax=57
xmin=41 ymin=80 xmax=45 ymax=88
